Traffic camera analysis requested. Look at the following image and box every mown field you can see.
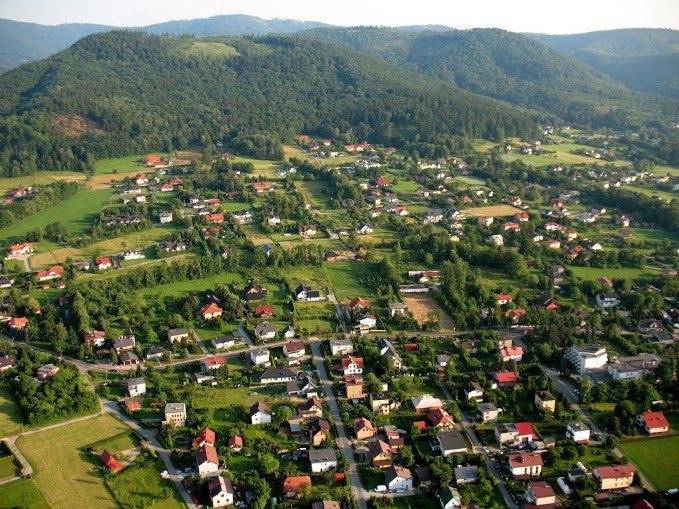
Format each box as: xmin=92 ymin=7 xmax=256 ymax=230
xmin=567 ymin=265 xmax=658 ymax=281
xmin=324 ymin=262 xmax=373 ymax=302
xmin=461 ymin=205 xmax=522 ymax=217
xmin=15 ymin=414 xmax=129 ymax=509
xmin=0 ymin=385 xmax=23 ymax=438
xmin=621 ymin=436 xmax=679 ymax=490
xmin=0 ymin=478 xmax=48 ymax=509
xmin=0 ymin=172 xmax=86 ymax=193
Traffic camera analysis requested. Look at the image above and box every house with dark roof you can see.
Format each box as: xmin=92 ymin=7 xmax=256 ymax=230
xmin=431 ymin=430 xmax=467 ymax=456
xmin=208 ymin=475 xmax=234 ymax=508
xmin=309 ymin=448 xmax=337 ymax=472
xmin=454 ymin=465 xmax=478 ymax=484
xmin=254 ymin=322 xmax=276 ymax=342
xmin=196 ymin=444 xmax=220 ymax=477
xmin=250 ymin=402 xmax=272 ymax=425
xmin=367 ymin=439 xmax=393 ymax=468
xmin=294 ymin=284 xmax=324 ymax=302
xmin=297 ymin=397 xmax=323 ymax=419
xmin=243 ymin=282 xmax=266 ymax=302
xmin=167 ymin=328 xmax=190 ymax=343
xmin=440 ymin=486 xmax=462 ymax=509
xmin=260 ymin=368 xmax=297 ymax=385
xmin=385 ymin=466 xmax=413 ymax=491
xmin=354 ymin=418 xmax=376 ymax=440
xmin=0 ymin=355 xmax=17 ymax=372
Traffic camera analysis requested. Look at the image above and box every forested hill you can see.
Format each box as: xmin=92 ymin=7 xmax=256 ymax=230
xmin=530 ymin=28 xmax=679 ymax=98
xmin=299 ymin=26 xmax=679 ymax=129
xmin=0 ymin=31 xmax=541 ymax=176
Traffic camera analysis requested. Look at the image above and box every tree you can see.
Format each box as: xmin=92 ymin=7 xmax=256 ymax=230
xmin=395 ymin=445 xmax=415 ymax=467
xmin=258 ymin=453 xmax=280 ymax=477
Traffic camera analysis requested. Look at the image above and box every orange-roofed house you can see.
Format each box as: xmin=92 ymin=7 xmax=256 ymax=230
xmin=255 ymin=305 xmax=274 ymax=319
xmin=100 ymin=450 xmax=122 ymax=472
xmin=505 ymin=308 xmax=527 ymax=324
xmin=354 ymin=418 xmax=376 ymax=440
xmin=196 ymin=444 xmax=220 ymax=477
xmin=342 ymin=356 xmax=364 ymax=375
xmin=495 ymin=294 xmax=513 ymax=305
xmin=228 ymin=435 xmax=243 ymax=451
xmin=201 ymin=303 xmax=223 ymax=320
xmin=36 ymin=265 xmax=64 ymax=281
xmin=95 ymin=257 xmax=112 ymax=270
xmin=593 ymin=465 xmax=635 ymax=490
xmin=252 ymin=182 xmax=273 ymax=193
xmin=346 ymin=297 xmax=371 ymax=312
xmin=413 ymin=421 xmax=427 ymax=432
xmin=201 ymin=356 xmax=225 ymax=371
xmin=500 ymin=346 xmax=524 ymax=362
xmin=145 ymin=155 xmax=161 ymax=166
xmin=8 ymin=317 xmax=29 ymax=330
xmin=636 ymin=411 xmax=670 ymax=435
xmin=192 ymin=428 xmax=216 ymax=448
xmin=493 ymin=370 xmax=518 ymax=387
xmin=125 ymin=400 xmax=141 ymax=412
xmin=206 ymin=213 xmax=224 ymax=223
xmin=508 ymin=452 xmax=543 ymax=479
xmin=427 ymin=408 xmax=455 ymax=429
xmin=283 ymin=476 xmax=312 ymax=498
xmin=6 ymin=243 xmax=33 ymax=258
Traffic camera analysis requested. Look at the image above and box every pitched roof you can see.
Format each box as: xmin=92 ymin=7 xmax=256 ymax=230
xmin=385 ymin=466 xmax=412 ymax=483
xmin=427 ymin=408 xmax=455 ymax=427
xmin=192 ymin=428 xmax=216 ymax=448
xmin=494 ymin=371 xmax=518 ymax=383
xmin=411 ymin=394 xmax=444 ymax=410
xmin=203 ymin=356 xmax=225 ymax=368
xmin=639 ymin=410 xmax=669 ymax=429
xmin=100 ymin=449 xmax=122 ymax=472
xmin=354 ymin=417 xmax=375 ymax=434
xmin=516 ymin=422 xmax=538 ymax=439
xmin=347 ymin=296 xmax=371 ymax=309
xmin=285 ymin=340 xmax=305 ymax=353
xmin=201 ymin=303 xmax=223 ymax=315
xmin=228 ymin=436 xmax=243 ymax=448
xmin=283 ymin=476 xmax=312 ymax=493
xmin=309 ymin=448 xmax=337 ymax=464
xmin=367 ymin=439 xmax=392 ymax=459
xmin=250 ymin=401 xmax=271 ymax=416
xmin=595 ymin=465 xmax=635 ymax=479
xmin=508 ymin=452 xmax=544 ymax=468
xmin=528 ymin=481 xmax=555 ymax=498
xmin=342 ymin=356 xmax=364 ymax=369
xmin=255 ymin=305 xmax=273 ymax=316
xmin=208 ymin=476 xmax=234 ymax=499
xmin=196 ymin=444 xmax=219 ymax=465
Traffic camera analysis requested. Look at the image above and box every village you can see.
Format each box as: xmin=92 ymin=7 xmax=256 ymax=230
xmin=0 ymin=127 xmax=678 ymax=509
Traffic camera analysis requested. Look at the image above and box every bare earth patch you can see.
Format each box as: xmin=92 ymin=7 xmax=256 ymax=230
xmin=51 ymin=114 xmax=105 ymax=137
xmin=402 ymin=293 xmax=456 ymax=330
xmin=461 ymin=205 xmax=523 ymax=217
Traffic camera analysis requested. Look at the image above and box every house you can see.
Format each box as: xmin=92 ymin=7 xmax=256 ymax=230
xmin=297 ymin=397 xmax=323 ymax=419
xmin=500 ymin=346 xmax=524 ymax=362
xmin=354 ymin=418 xmax=376 ymax=440
xmin=342 ymin=356 xmax=364 ymax=375
xmin=83 ymin=330 xmax=107 ymax=348
xmin=208 ymin=475 xmax=234 ymax=508
xmin=309 ymin=448 xmax=337 ymax=473
xmin=431 ymin=430 xmax=467 ymax=456
xmin=293 ymin=284 xmax=323 ymax=302
xmin=488 ymin=234 xmax=504 ymax=247
xmin=167 ymin=328 xmax=190 ymax=343
xmin=411 ymin=394 xmax=444 ymax=413
xmin=436 ymin=354 xmax=449 ymax=371
xmin=6 ymin=242 xmax=33 ymax=258
xmin=593 ymin=465 xmax=635 ymax=490
xmin=495 ymin=294 xmax=513 ymax=305
xmin=367 ymin=440 xmax=393 ymax=468
xmin=454 ymin=465 xmax=479 ymax=484
xmin=283 ymin=476 xmax=311 ymax=498
xmin=346 ymin=296 xmax=371 ymax=312
xmin=0 ymin=355 xmax=17 ymax=372
xmin=159 ymin=212 xmax=173 ymax=224
xmin=370 ymin=392 xmax=397 ymax=415
xmin=385 ymin=466 xmax=413 ymax=491
xmin=525 ymin=481 xmax=557 ymax=507
xmin=249 ymin=349 xmax=270 ymax=367
xmin=35 ymin=364 xmax=59 ymax=381
xmin=355 ymin=223 xmax=374 ymax=235
xmin=8 ymin=317 xmax=29 ymax=330
xmin=312 ymin=502 xmax=340 ymax=509
xmin=638 ymin=319 xmax=664 ymax=333
xmin=495 ymin=422 xmax=537 ymax=446
xmin=477 ymin=402 xmax=500 ymax=423
xmin=440 ymin=487 xmax=462 ymax=509
xmin=144 ymin=345 xmax=165 ymax=360
xmin=254 ymin=322 xmax=276 ymax=342
xmin=377 ymin=339 xmax=403 ymax=370
xmin=243 ymin=282 xmax=266 ymax=302
xmin=287 ymin=374 xmax=318 ymax=398
xmin=330 ymin=338 xmax=353 ymax=357
xmin=283 ymin=340 xmax=305 ymax=359
xmin=113 ymin=335 xmax=136 ymax=353
xmin=212 ymin=335 xmax=235 ymax=350
xmin=309 ymin=419 xmax=331 ymax=446
xmin=252 ymin=181 xmax=273 ymax=193
xmin=164 ymin=402 xmax=187 ymax=426
xmin=388 ymin=302 xmax=408 ymax=317
xmin=122 ymin=249 xmax=144 ymax=261
xmin=534 ymin=391 xmax=556 ymax=413
xmin=126 ymin=377 xmax=146 ymax=398
xmin=493 ymin=370 xmax=518 ymax=387
xmin=427 ymin=408 xmax=455 ymax=429
xmin=196 ymin=444 xmax=220 ymax=477
xmin=566 ymin=421 xmax=590 ymax=443
xmin=299 ymin=225 xmax=318 ymax=236
xmin=36 ymin=265 xmax=64 ymax=281
xmin=284 ymin=326 xmax=295 ymax=339
xmin=515 ymin=212 xmax=530 ymax=222
xmin=250 ymin=402 xmax=272 ymax=425
xmin=201 ymin=356 xmax=225 ymax=371
xmin=227 ymin=436 xmax=243 ymax=452
xmin=201 ymin=303 xmax=223 ymax=320
xmin=100 ymin=450 xmax=122 ymax=473
xmin=0 ymin=276 xmax=14 ymax=288
xmin=345 ymin=374 xmax=365 ymax=399
xmin=259 ymin=368 xmax=297 ymax=385
xmin=254 ymin=305 xmax=273 ymax=318
xmin=544 ymin=222 xmax=561 ymax=231
xmin=508 ymin=452 xmax=544 ymax=478
xmin=608 ymin=353 xmax=662 ymax=380
xmin=596 ymin=293 xmax=620 ymax=308
xmin=353 ymin=313 xmax=377 ymax=333
xmin=192 ymin=428 xmax=216 ymax=448
xmin=119 ymin=351 xmax=139 ymax=366
xmin=565 ymin=344 xmax=608 ymax=374
xmin=478 ymin=216 xmax=494 ymax=227
xmin=636 ymin=411 xmax=670 ymax=435
xmin=504 ymin=222 xmax=521 ymax=232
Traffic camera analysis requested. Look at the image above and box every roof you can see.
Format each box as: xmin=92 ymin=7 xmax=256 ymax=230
xmin=528 ymin=481 xmax=555 ymax=498
xmin=255 ymin=305 xmax=273 ymax=316
xmin=516 ymin=422 xmax=538 ymax=439
xmin=509 ymin=452 xmax=544 ymax=468
xmin=312 ymin=502 xmax=341 ymax=509
xmin=228 ymin=435 xmax=243 ymax=447
xmin=201 ymin=303 xmax=223 ymax=315
xmin=250 ymin=401 xmax=271 ymax=416
xmin=354 ymin=417 xmax=375 ymax=433
xmin=536 ymin=390 xmax=555 ymax=401
xmin=126 ymin=377 xmax=145 ymax=388
xmin=385 ymin=466 xmax=412 ymax=483
xmin=285 ymin=340 xmax=305 ymax=353
xmin=309 ymin=448 xmax=337 ymax=464
xmin=494 ymin=371 xmax=518 ymax=383
xmin=440 ymin=487 xmax=461 ymax=506
xmin=501 ymin=346 xmax=524 ymax=358
xmin=260 ymin=368 xmax=297 ymax=381
xmin=347 ymin=296 xmax=371 ymax=309
xmin=427 ymin=408 xmax=454 ymax=427
xmin=367 ymin=440 xmax=392 ymax=459
xmin=255 ymin=321 xmax=277 ymax=335
xmin=595 ymin=465 xmax=635 ymax=479
xmin=437 ymin=431 xmax=466 ymax=451
xmin=203 ymin=356 xmax=225 ymax=368
xmin=411 ymin=394 xmax=444 ymax=410
xmin=196 ymin=444 xmax=219 ymax=465
xmin=165 ymin=402 xmax=186 ymax=414
xmin=100 ymin=450 xmax=122 ymax=471
xmin=639 ymin=411 xmax=669 ymax=429
xmin=192 ymin=428 xmax=216 ymax=447
xmin=283 ymin=476 xmax=311 ymax=493
xmin=495 ymin=293 xmax=513 ymax=301
xmin=342 ymin=356 xmax=364 ymax=369
xmin=208 ymin=476 xmax=234 ymax=499
xmin=454 ymin=465 xmax=478 ymax=481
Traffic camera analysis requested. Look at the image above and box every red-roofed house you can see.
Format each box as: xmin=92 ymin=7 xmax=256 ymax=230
xmin=505 ymin=308 xmax=527 ymax=324
xmin=228 ymin=435 xmax=243 ymax=451
xmin=354 ymin=418 xmax=376 ymax=440
xmin=525 ymin=481 xmax=557 ymax=507
xmin=196 ymin=444 xmax=220 ymax=477
xmin=376 ymin=177 xmax=390 ymax=187
xmin=283 ymin=476 xmax=312 ymax=498
xmin=254 ymin=305 xmax=273 ymax=318
xmin=201 ymin=356 xmax=225 ymax=371
xmin=427 ymin=408 xmax=455 ymax=429
xmin=206 ymin=213 xmax=224 ymax=223
xmin=593 ymin=465 xmax=635 ymax=490
xmin=283 ymin=340 xmax=305 ymax=359
xmin=495 ymin=294 xmax=513 ymax=305
xmin=413 ymin=421 xmax=427 ymax=432
xmin=493 ymin=371 xmax=518 ymax=387
xmin=8 ymin=317 xmax=29 ymax=330
xmin=95 ymin=257 xmax=112 ymax=270
xmin=636 ymin=411 xmax=670 ymax=435
xmin=342 ymin=356 xmax=364 ymax=375
xmin=500 ymin=346 xmax=524 ymax=362
xmin=192 ymin=428 xmax=216 ymax=448
xmin=6 ymin=243 xmax=33 ymax=258
xmin=100 ymin=450 xmax=122 ymax=472
xmin=125 ymin=399 xmax=141 ymax=412
xmin=201 ymin=303 xmax=223 ymax=320
xmin=36 ymin=265 xmax=64 ymax=281
xmin=253 ymin=182 xmax=273 ymax=193
xmin=346 ymin=297 xmax=371 ymax=312
xmin=516 ymin=422 xmax=538 ymax=442
xmin=145 ymin=155 xmax=161 ymax=166
xmin=508 ymin=452 xmax=543 ymax=478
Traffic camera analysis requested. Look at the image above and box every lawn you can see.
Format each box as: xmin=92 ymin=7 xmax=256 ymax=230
xmin=324 ymin=263 xmax=373 ymax=302
xmin=0 ymin=384 xmax=23 ymax=438
xmin=15 ymin=414 xmax=130 ymax=509
xmin=94 ymin=154 xmax=153 ymax=175
xmin=0 ymin=454 xmax=20 ymax=478
xmin=374 ymin=493 xmax=440 ymax=509
xmin=0 ymin=172 xmax=86 ymax=193
xmin=0 ymin=188 xmax=115 ymax=245
xmin=0 ymin=479 xmax=48 ymax=509
xmin=567 ymin=265 xmax=657 ymax=281
xmin=621 ymin=435 xmax=679 ymax=490
xmin=87 ymin=430 xmax=140 ymax=454
xmin=140 ymin=272 xmax=244 ymax=299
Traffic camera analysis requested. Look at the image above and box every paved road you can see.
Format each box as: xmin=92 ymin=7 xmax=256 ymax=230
xmin=310 ymin=341 xmax=369 ymax=509
xmin=238 ymin=320 xmax=255 ymax=347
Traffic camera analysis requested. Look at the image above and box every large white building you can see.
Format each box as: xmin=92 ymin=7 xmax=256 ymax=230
xmin=607 ymin=353 xmax=663 ymax=380
xmin=565 ymin=344 xmax=608 ymax=374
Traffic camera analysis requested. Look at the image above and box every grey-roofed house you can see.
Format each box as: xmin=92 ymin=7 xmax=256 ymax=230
xmin=254 ymin=322 xmax=276 ymax=342
xmin=431 ymin=430 xmax=467 ymax=456
xmin=454 ymin=465 xmax=479 ymax=484
xmin=309 ymin=448 xmax=337 ymax=473
xmin=167 ymin=328 xmax=190 ymax=343
xmin=250 ymin=402 xmax=272 ymax=425
xmin=144 ymin=345 xmax=165 ymax=360
xmin=477 ymin=402 xmax=500 ymax=423
xmin=259 ymin=368 xmax=297 ymax=384
xmin=329 ymin=338 xmax=353 ymax=357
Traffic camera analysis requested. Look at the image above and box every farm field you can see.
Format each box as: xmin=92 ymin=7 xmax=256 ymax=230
xmin=140 ymin=272 xmax=244 ymax=299
xmin=0 ymin=479 xmax=48 ymax=509
xmin=324 ymin=262 xmax=373 ymax=302
xmin=0 ymin=171 xmax=86 ymax=193
xmin=621 ymin=436 xmax=679 ymax=490
xmin=0 ymin=385 xmax=23 ymax=438
xmin=16 ymin=414 xmax=129 ymax=509
xmin=0 ymin=188 xmax=115 ymax=246
xmin=401 ymin=293 xmax=455 ymax=330
xmin=624 ymin=183 xmax=676 ymax=202
xmin=567 ymin=265 xmax=658 ymax=281
xmin=461 ymin=204 xmax=522 ymax=217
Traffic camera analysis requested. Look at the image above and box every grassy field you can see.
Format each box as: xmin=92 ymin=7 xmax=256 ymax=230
xmin=0 ymin=479 xmax=49 ymax=509
xmin=94 ymin=155 xmax=154 ymax=175
xmin=567 ymin=265 xmax=658 ymax=281
xmin=0 ymin=172 xmax=86 ymax=193
xmin=632 ymin=227 xmax=679 ymax=244
xmin=461 ymin=205 xmax=522 ymax=217
xmin=16 ymin=414 xmax=130 ymax=509
xmin=0 ymin=188 xmax=115 ymax=245
xmin=87 ymin=430 xmax=140 ymax=454
xmin=621 ymin=435 xmax=679 ymax=490
xmin=0 ymin=454 xmax=20 ymax=478
xmin=624 ymin=184 xmax=676 ymax=202
xmin=0 ymin=385 xmax=23 ymax=438
xmin=324 ymin=263 xmax=372 ymax=302
xmin=140 ymin=273 xmax=244 ymax=299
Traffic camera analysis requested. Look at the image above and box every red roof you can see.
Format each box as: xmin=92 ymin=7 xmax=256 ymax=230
xmin=494 ymin=371 xmax=518 ymax=383
xmin=509 ymin=452 xmax=544 ymax=467
xmin=206 ymin=213 xmax=224 ymax=222
xmin=100 ymin=450 xmax=122 ymax=472
xmin=8 ymin=242 xmax=33 ymax=254
xmin=632 ymin=499 xmax=654 ymax=509
xmin=228 ymin=435 xmax=243 ymax=448
xmin=196 ymin=444 xmax=219 ymax=465
xmin=125 ymin=400 xmax=141 ymax=411
xmin=376 ymin=177 xmax=390 ymax=186
xmin=255 ymin=305 xmax=273 ymax=317
xmin=596 ymin=465 xmax=635 ymax=479
xmin=413 ymin=421 xmax=427 ymax=431
xmin=283 ymin=475 xmax=311 ymax=493
xmin=145 ymin=155 xmax=161 ymax=164
xmin=516 ymin=422 xmax=538 ymax=439
xmin=36 ymin=266 xmax=64 ymax=279
xmin=347 ymin=297 xmax=371 ymax=310
xmin=192 ymin=428 xmax=216 ymax=448
xmin=505 ymin=309 xmax=527 ymax=319
xmin=284 ymin=340 xmax=304 ymax=353
xmin=203 ymin=356 xmax=225 ymax=368
xmin=639 ymin=411 xmax=669 ymax=430
xmin=528 ymin=481 xmax=555 ymax=498
xmin=8 ymin=317 xmax=29 ymax=328
xmin=427 ymin=408 xmax=454 ymax=427
xmin=342 ymin=356 xmax=364 ymax=370
xmin=404 ymin=343 xmax=418 ymax=352
xmin=501 ymin=347 xmax=524 ymax=358
xmin=96 ymin=257 xmax=111 ymax=266
xmin=495 ymin=293 xmax=513 ymax=302
xmin=201 ymin=303 xmax=223 ymax=316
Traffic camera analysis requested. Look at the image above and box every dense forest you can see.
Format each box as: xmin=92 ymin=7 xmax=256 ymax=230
xmin=0 ymin=31 xmax=541 ymax=176
xmin=300 ymin=27 xmax=679 ymax=129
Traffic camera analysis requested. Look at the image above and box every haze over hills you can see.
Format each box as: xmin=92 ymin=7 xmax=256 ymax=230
xmin=0 ymin=31 xmax=541 ymax=176
xmin=530 ymin=28 xmax=679 ymax=98
xmin=299 ymin=26 xmax=679 ymax=128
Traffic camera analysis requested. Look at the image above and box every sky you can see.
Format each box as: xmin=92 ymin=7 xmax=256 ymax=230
xmin=1 ymin=0 xmax=678 ymax=34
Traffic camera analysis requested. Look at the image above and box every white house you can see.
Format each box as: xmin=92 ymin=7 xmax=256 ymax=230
xmin=249 ymin=348 xmax=271 ymax=367
xmin=488 ymin=235 xmax=504 ymax=247
xmin=159 ymin=212 xmax=173 ymax=224
xmin=329 ymin=338 xmax=353 ymax=356
xmin=250 ymin=402 xmax=272 ymax=425
xmin=126 ymin=377 xmax=146 ymax=398
xmin=254 ymin=322 xmax=276 ymax=342
xmin=196 ymin=444 xmax=220 ymax=477
xmin=355 ymin=223 xmax=374 ymax=235
xmin=508 ymin=452 xmax=543 ymax=478
xmin=283 ymin=340 xmax=306 ymax=359
xmin=164 ymin=402 xmax=187 ymax=427
xmin=565 ymin=344 xmax=608 ymax=374
xmin=596 ymin=293 xmax=620 ymax=308
xmin=566 ymin=421 xmax=591 ymax=443
xmin=208 ymin=476 xmax=234 ymax=508
xmin=212 ymin=335 xmax=235 ymax=350
xmin=309 ymin=449 xmax=337 ymax=473
xmin=525 ymin=482 xmax=557 ymax=507
xmin=385 ymin=466 xmax=413 ymax=491
xmin=440 ymin=487 xmax=462 ymax=509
